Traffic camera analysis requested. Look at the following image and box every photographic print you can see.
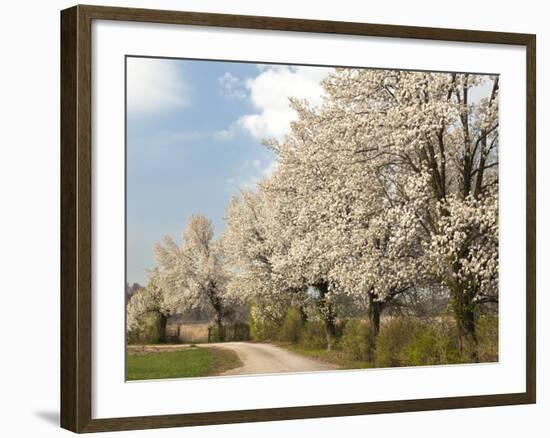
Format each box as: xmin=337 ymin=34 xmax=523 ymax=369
xmin=125 ymin=57 xmax=499 ymax=381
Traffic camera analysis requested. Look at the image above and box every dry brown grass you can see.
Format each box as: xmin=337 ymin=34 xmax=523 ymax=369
xmin=176 ymin=323 xmax=210 ymax=343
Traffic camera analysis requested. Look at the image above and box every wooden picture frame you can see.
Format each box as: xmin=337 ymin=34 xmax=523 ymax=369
xmin=61 ymin=4 xmax=536 ymax=433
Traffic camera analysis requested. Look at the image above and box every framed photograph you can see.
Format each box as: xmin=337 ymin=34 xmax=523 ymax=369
xmin=60 ymin=4 xmax=536 ymax=433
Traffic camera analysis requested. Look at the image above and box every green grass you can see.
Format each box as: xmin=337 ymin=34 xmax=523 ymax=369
xmin=281 ymin=343 xmax=373 ymax=370
xmin=126 ymin=347 xmax=242 ymax=381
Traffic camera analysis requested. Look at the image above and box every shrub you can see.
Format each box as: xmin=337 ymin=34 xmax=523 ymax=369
xmin=300 ymin=320 xmax=327 ymax=350
xmin=404 ymin=320 xmax=461 ymax=366
xmin=127 ymin=311 xmax=160 ymax=345
xmin=340 ymin=319 xmax=375 ymax=362
xmin=375 ymin=318 xmax=420 ymax=367
xmin=476 ymin=314 xmax=498 ymax=362
xmin=376 ymin=318 xmax=463 ymax=367
xmin=248 ymin=307 xmax=281 ymax=341
xmin=207 ymin=324 xmax=225 ymax=342
xmin=230 ymin=321 xmax=251 ymax=341
xmin=278 ymin=307 xmax=303 ymax=343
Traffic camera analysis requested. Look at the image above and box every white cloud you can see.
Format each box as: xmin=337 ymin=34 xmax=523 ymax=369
xmin=212 ymin=125 xmax=237 ymax=141
xmin=226 ymin=158 xmax=278 ymax=193
xmin=238 ymin=66 xmax=333 ymax=141
xmin=218 ymin=72 xmax=246 ymax=100
xmin=127 ymin=58 xmax=189 ymax=114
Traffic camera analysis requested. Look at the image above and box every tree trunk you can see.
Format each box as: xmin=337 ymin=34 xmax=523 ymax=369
xmin=323 ymin=306 xmax=337 ymax=350
xmin=207 ymin=282 xmax=225 ymax=342
xmin=449 ymin=247 xmax=479 ymax=361
xmin=452 ymin=287 xmax=478 ymax=362
xmin=158 ymin=312 xmax=167 ymax=344
xmin=315 ymin=282 xmax=337 ymax=350
xmin=215 ymin=312 xmax=225 ymax=342
xmin=299 ymin=305 xmax=309 ymax=324
xmin=368 ymin=289 xmax=383 ymax=337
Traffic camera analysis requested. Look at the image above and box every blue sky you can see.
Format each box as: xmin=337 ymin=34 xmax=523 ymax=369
xmin=126 ymin=57 xmax=331 ymax=285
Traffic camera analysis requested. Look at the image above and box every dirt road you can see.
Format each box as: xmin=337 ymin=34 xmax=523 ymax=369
xmin=208 ymin=342 xmax=339 ymax=375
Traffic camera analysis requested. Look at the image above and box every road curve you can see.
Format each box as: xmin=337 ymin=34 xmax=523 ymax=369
xmin=208 ymin=342 xmax=339 ymax=375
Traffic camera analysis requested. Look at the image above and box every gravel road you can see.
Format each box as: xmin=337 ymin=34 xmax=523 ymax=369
xmin=208 ymin=342 xmax=339 ymax=375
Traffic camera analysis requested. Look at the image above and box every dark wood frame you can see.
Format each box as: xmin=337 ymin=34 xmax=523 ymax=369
xmin=61 ymin=4 xmax=536 ymax=433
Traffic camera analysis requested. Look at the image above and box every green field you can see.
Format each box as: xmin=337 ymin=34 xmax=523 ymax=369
xmin=126 ymin=347 xmax=242 ymax=380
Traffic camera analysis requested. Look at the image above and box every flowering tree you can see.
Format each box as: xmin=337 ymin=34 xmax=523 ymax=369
xmin=126 ymin=273 xmax=169 ymax=343
xmin=222 ymin=188 xmax=309 ymax=331
xmin=225 ymin=69 xmax=498 ymax=356
xmin=265 ymin=101 xmax=380 ymax=347
xmin=154 ymin=214 xmax=230 ymax=340
xmin=224 ymin=98 xmax=385 ymax=347
xmin=320 ymin=69 xmax=499 ymax=353
xmin=125 ymin=282 xmax=142 ymax=304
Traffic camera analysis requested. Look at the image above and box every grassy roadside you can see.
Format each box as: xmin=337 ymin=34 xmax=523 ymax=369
xmin=279 ymin=343 xmax=373 ymax=370
xmin=126 ymin=346 xmax=242 ymax=380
